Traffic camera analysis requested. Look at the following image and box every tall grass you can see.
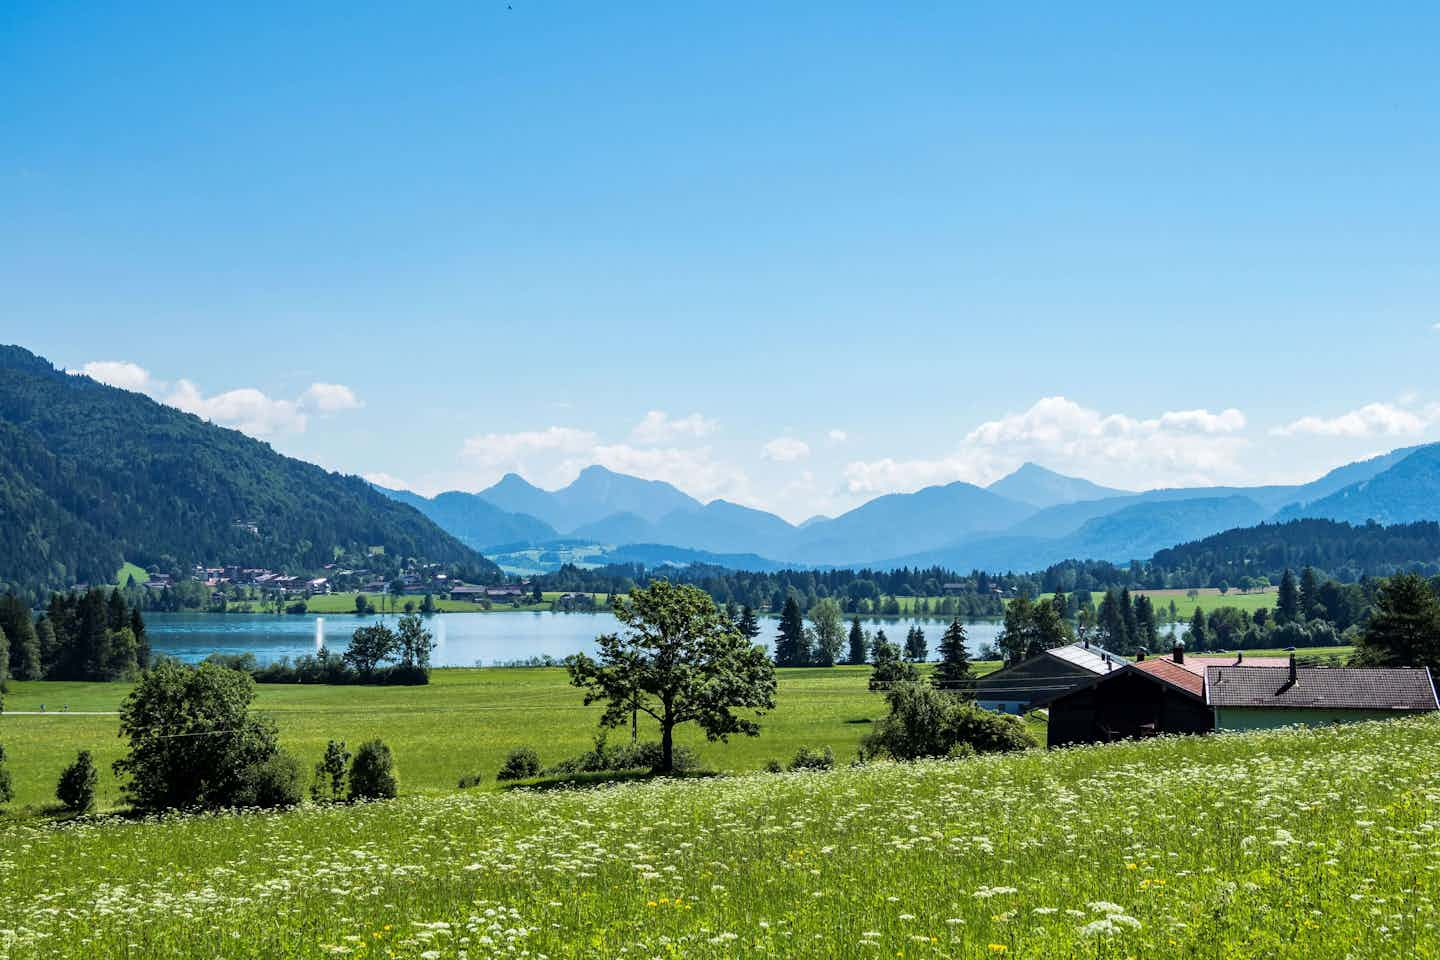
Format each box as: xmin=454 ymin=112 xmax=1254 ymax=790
xmin=2 ymin=716 xmax=1437 ymax=958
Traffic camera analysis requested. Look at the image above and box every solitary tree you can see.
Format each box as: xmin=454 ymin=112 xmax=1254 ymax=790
xmin=868 ymin=630 xmax=918 ymax=689
xmin=932 ymin=619 xmax=974 ymax=693
xmin=774 ymin=596 xmax=810 ymax=667
xmin=566 ymin=581 xmax=776 ymax=773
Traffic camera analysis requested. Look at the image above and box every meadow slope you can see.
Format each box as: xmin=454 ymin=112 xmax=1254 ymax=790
xmin=0 ymin=717 xmax=1437 ymax=959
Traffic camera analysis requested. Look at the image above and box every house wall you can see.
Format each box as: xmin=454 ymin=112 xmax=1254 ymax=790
xmin=1048 ymin=672 xmax=1212 ymax=748
xmin=1214 ymin=708 xmax=1419 ymax=731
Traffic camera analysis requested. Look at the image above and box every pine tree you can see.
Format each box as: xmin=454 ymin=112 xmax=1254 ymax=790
xmin=903 ymin=625 xmax=927 ymax=662
xmin=1 ymin=595 xmax=42 ymax=680
xmin=846 ymin=616 xmax=867 ymax=665
xmin=932 ymin=619 xmax=974 ymax=694
xmin=736 ymin=605 xmax=762 ymax=643
xmin=1299 ymin=567 xmax=1320 ymax=621
xmin=1277 ymin=569 xmax=1300 ymax=624
xmin=1185 ymin=607 xmax=1207 ymax=651
xmin=1353 ymin=573 xmax=1440 ymax=670
xmin=998 ymin=595 xmax=1037 ymax=663
xmin=1133 ymin=595 xmax=1158 ymax=653
xmin=774 ymin=596 xmax=809 ymax=667
xmin=1120 ymin=588 xmax=1138 ymax=651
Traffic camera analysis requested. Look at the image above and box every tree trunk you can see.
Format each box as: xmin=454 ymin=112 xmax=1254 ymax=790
xmin=660 ymin=718 xmax=673 ymax=774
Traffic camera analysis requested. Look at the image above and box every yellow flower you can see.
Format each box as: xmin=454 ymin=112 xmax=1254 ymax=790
xmin=989 ymin=946 xmax=1008 ymax=954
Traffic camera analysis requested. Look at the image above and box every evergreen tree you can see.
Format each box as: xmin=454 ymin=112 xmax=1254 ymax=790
xmin=0 ymin=595 xmax=40 ymax=680
xmin=932 ymin=619 xmax=974 ymax=694
xmin=1096 ymin=590 xmax=1128 ymax=650
xmin=774 ymin=596 xmax=810 ymax=667
xmin=1133 ymin=595 xmax=1158 ymax=653
xmin=903 ymin=625 xmax=927 ymax=662
xmin=808 ymin=597 xmax=845 ymax=667
xmin=1185 ymin=607 xmax=1207 ymax=651
xmin=1299 ymin=566 xmax=1321 ymax=620
xmin=868 ymin=630 xmax=918 ymax=689
xmin=846 ymin=616 xmax=867 ymax=665
xmin=1051 ymin=589 xmax=1069 ymax=620
xmin=1353 ymin=573 xmax=1440 ymax=671
xmin=1277 ymin=569 xmax=1300 ymax=624
xmin=35 ymin=616 xmax=57 ymax=676
xmin=1120 ymin=588 xmax=1138 ymax=649
xmin=736 ymin=605 xmax=762 ymax=643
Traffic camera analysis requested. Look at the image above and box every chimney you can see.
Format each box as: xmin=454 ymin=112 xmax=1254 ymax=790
xmin=1234 ymin=651 xmax=1243 ymax=665
xmin=1289 ymin=653 xmax=1297 ymax=683
xmin=1172 ymin=640 xmax=1185 ymax=665
xmin=1136 ymin=650 xmax=1146 ymax=662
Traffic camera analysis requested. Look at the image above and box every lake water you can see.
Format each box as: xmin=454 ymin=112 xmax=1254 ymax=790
xmin=145 ymin=612 xmax=1005 ymax=666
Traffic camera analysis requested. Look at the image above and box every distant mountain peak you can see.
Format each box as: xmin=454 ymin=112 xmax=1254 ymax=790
xmin=986 ymin=462 xmax=1129 ymax=509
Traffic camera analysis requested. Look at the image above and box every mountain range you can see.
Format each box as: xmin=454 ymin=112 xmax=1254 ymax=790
xmin=381 ymin=442 xmax=1440 ymax=574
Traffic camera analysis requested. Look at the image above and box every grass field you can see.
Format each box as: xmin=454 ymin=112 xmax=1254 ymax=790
xmin=1 ymin=716 xmax=1436 ymax=959
xmin=112 ymin=562 xmax=148 ymax=589
xmin=0 ymin=665 xmax=1001 ymax=813
xmin=1032 ymin=585 xmax=1280 ymax=621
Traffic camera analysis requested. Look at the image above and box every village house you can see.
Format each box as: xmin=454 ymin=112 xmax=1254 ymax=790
xmin=1206 ymin=662 xmax=1439 ymax=731
xmin=1042 ymin=644 xmax=1438 ymax=747
xmin=975 ymin=641 xmax=1128 ymax=715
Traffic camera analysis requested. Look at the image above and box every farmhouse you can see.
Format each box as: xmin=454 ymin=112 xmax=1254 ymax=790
xmin=1046 ymin=648 xmax=1214 ymax=747
xmin=1206 ymin=663 xmax=1439 ymax=731
xmin=975 ymin=641 xmax=1127 ymax=715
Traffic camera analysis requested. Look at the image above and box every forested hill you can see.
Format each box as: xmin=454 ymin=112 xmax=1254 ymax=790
xmin=0 ymin=346 xmax=493 ymax=593
xmin=1148 ymin=518 xmax=1440 ymax=585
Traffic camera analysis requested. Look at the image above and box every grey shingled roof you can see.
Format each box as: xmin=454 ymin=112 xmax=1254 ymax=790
xmin=1204 ymin=666 xmax=1439 ymax=711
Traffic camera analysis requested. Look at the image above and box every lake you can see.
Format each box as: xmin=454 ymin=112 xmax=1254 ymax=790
xmin=144 ymin=612 xmax=1005 ymax=666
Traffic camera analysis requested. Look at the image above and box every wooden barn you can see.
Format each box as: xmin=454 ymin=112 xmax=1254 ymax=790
xmin=975 ymin=641 xmax=1127 ymax=715
xmin=1045 ymin=646 xmax=1214 ymax=748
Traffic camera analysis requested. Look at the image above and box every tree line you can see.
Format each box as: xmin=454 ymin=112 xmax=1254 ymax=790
xmin=0 ymin=588 xmax=149 ymax=683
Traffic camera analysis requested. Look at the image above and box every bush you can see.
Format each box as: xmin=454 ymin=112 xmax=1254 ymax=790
xmin=311 ymin=740 xmax=350 ymax=803
xmin=788 ymin=745 xmax=835 ymax=772
xmin=763 ymin=758 xmax=784 ymax=774
xmin=496 ymin=747 xmax=543 ymax=782
xmin=56 ymin=750 xmax=98 ymax=812
xmin=113 ymin=661 xmax=287 ymax=811
xmin=544 ymin=735 xmax=700 ymax=777
xmin=0 ymin=743 xmax=13 ymax=805
xmin=233 ymin=751 xmax=304 ymax=808
xmin=861 ymin=682 xmax=1036 ymax=761
xmin=348 ymin=740 xmax=398 ymax=801
xmin=457 ymin=773 xmax=484 ymax=789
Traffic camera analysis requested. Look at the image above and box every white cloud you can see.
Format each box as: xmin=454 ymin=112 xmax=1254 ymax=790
xmin=1272 ymin=402 xmax=1430 ymax=438
xmin=762 ymin=436 xmax=811 ymax=462
xmin=843 ymin=396 xmax=1251 ymax=495
xmin=166 ymin=380 xmax=309 ymax=437
xmin=630 ymin=410 xmax=718 ymax=444
xmin=827 ymin=428 xmax=849 ymax=444
xmin=364 ymin=471 xmax=411 ymax=491
xmin=460 ymin=426 xmax=599 ymax=467
xmin=68 ymin=360 xmax=158 ymax=393
xmin=69 ymin=359 xmax=362 ymax=439
xmin=301 ymin=382 xmax=363 ymax=413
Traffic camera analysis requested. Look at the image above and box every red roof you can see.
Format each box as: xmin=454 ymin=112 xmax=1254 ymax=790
xmin=1133 ymin=658 xmax=1206 ymax=698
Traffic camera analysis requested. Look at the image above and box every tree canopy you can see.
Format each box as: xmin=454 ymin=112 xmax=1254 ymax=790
xmin=566 ymin=580 xmax=776 ymax=773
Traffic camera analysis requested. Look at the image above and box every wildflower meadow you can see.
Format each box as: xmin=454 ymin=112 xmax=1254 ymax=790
xmin=2 ymin=716 xmax=1437 ymax=959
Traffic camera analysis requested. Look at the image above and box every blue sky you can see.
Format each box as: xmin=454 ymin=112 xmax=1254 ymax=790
xmin=3 ymin=2 xmax=1438 ymax=521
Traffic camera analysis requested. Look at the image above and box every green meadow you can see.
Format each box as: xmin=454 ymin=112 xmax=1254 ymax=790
xmin=1 ymin=714 xmax=1436 ymax=959
xmin=0 ymin=665 xmax=1001 ymax=813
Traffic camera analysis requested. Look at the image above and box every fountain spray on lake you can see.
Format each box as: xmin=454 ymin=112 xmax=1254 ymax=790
xmin=315 ymin=617 xmax=325 ymax=652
